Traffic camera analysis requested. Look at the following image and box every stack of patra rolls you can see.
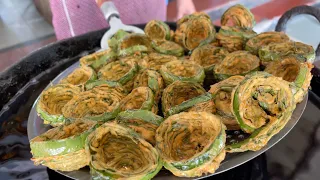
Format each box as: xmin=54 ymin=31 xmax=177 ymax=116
xmin=30 ymin=4 xmax=314 ymax=179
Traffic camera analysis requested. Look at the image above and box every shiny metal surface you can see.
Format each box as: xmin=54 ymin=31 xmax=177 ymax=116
xmin=27 ymin=61 xmax=308 ymax=180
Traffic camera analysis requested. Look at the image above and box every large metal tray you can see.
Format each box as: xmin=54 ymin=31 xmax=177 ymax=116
xmin=27 ymin=60 xmax=308 ymax=180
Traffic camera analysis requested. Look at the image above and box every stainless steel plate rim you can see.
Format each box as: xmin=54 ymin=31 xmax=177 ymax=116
xmin=27 ymin=61 xmax=308 ymax=180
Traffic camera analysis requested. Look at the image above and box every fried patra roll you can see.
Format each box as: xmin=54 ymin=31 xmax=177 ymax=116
xmin=190 ymin=45 xmax=229 ymax=71
xmin=116 ymin=110 xmax=163 ymax=145
xmin=259 ymin=41 xmax=315 ymax=66
xmin=139 ymin=52 xmax=178 ymax=71
xmin=120 ymin=87 xmax=157 ymax=114
xmin=186 ymin=99 xmax=216 ymax=114
xmin=156 ymin=112 xmax=226 ymax=177
xmin=265 ymin=56 xmax=313 ymax=103
xmin=133 ymin=69 xmax=164 ymax=103
xmin=216 ymin=26 xmax=257 ymax=52
xmin=30 ymin=119 xmax=97 ymax=171
xmin=144 ymin=20 xmax=171 ymax=40
xmin=98 ymin=59 xmax=138 ymax=92
xmin=86 ymin=122 xmax=162 ymax=179
xmin=174 ymin=14 xmax=215 ymax=50
xmin=210 ymin=38 xmax=221 ymax=47
xmin=176 ymin=12 xmax=211 ymax=26
xmin=213 ymin=51 xmax=260 ymax=82
xmin=221 ymin=4 xmax=255 ymax=29
xmin=227 ymin=72 xmax=296 ymax=152
xmin=85 ymin=80 xmax=128 ymax=95
xmin=36 ymin=84 xmax=81 ymax=126
xmin=151 ymin=40 xmax=184 ymax=57
xmin=118 ymin=33 xmax=152 ymax=57
xmin=60 ymin=66 xmax=96 ymax=88
xmin=62 ymin=86 xmax=124 ymax=122
xmin=79 ymin=49 xmax=117 ymax=71
xmin=209 ymin=76 xmax=245 ymax=130
xmin=162 ymin=81 xmax=214 ymax=117
xmin=160 ymin=60 xmax=205 ymax=85
xmin=245 ymin=31 xmax=290 ymax=55
xmin=108 ymin=29 xmax=130 ymax=52
xmin=190 ymin=44 xmax=229 ymax=87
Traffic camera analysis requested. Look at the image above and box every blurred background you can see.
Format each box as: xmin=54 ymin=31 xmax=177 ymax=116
xmin=1 ymin=0 xmax=320 ymax=72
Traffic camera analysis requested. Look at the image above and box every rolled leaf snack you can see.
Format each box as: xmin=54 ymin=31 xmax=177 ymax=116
xmin=176 ymin=12 xmax=211 ymax=27
xmin=190 ymin=44 xmax=229 ymax=87
xmin=60 ymin=66 xmax=96 ymax=88
xmin=221 ymin=4 xmax=255 ymax=29
xmin=116 ymin=110 xmax=163 ymax=145
xmin=86 ymin=122 xmax=162 ymax=179
xmin=108 ymin=29 xmax=130 ymax=53
xmin=264 ymin=56 xmax=313 ymax=103
xmin=151 ymin=40 xmax=184 ymax=57
xmin=79 ymin=49 xmax=117 ymax=71
xmin=162 ymin=81 xmax=213 ymax=117
xmin=213 ymin=51 xmax=260 ymax=82
xmin=139 ymin=52 xmax=178 ymax=71
xmin=36 ymin=84 xmax=81 ymax=126
xmin=62 ymin=87 xmax=124 ymax=122
xmin=30 ymin=119 xmax=97 ymax=171
xmin=156 ymin=112 xmax=226 ymax=177
xmin=227 ymin=72 xmax=296 ymax=152
xmin=85 ymin=80 xmax=127 ymax=95
xmin=209 ymin=76 xmax=245 ymax=130
xmin=98 ymin=59 xmax=138 ymax=92
xmin=259 ymin=41 xmax=315 ymax=66
xmin=118 ymin=33 xmax=152 ymax=56
xmin=174 ymin=13 xmax=215 ymax=50
xmin=245 ymin=31 xmax=290 ymax=55
xmin=120 ymin=87 xmax=157 ymax=114
xmin=133 ymin=69 xmax=164 ymax=102
xmin=144 ymin=20 xmax=171 ymax=40
xmin=216 ymin=26 xmax=257 ymax=52
xmin=160 ymin=60 xmax=205 ymax=86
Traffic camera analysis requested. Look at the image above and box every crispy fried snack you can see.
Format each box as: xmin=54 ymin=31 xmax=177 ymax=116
xmin=216 ymin=26 xmax=257 ymax=52
xmin=221 ymin=4 xmax=255 ymax=29
xmin=120 ymin=87 xmax=157 ymax=114
xmin=174 ymin=13 xmax=215 ymax=50
xmin=37 ymin=84 xmax=81 ymax=126
xmin=60 ymin=66 xmax=96 ymax=87
xmin=62 ymin=86 xmax=124 ymax=122
xmin=245 ymin=31 xmax=290 ymax=55
xmin=190 ymin=44 xmax=229 ymax=86
xmin=145 ymin=20 xmax=171 ymax=40
xmin=133 ymin=69 xmax=164 ymax=102
xmin=213 ymin=51 xmax=260 ymax=81
xmin=98 ymin=59 xmax=138 ymax=92
xmin=160 ymin=60 xmax=205 ymax=85
xmin=265 ymin=56 xmax=313 ymax=103
xmin=118 ymin=33 xmax=152 ymax=56
xmin=151 ymin=40 xmax=184 ymax=57
xmin=162 ymin=81 xmax=214 ymax=117
xmin=227 ymin=72 xmax=295 ymax=152
xmin=139 ymin=52 xmax=178 ymax=71
xmin=86 ymin=122 xmax=162 ymax=179
xmin=30 ymin=119 xmax=97 ymax=171
xmin=156 ymin=112 xmax=226 ymax=177
xmin=79 ymin=49 xmax=117 ymax=71
xmin=209 ymin=76 xmax=245 ymax=130
xmin=259 ymin=41 xmax=315 ymax=66
xmin=116 ymin=110 xmax=163 ymax=145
